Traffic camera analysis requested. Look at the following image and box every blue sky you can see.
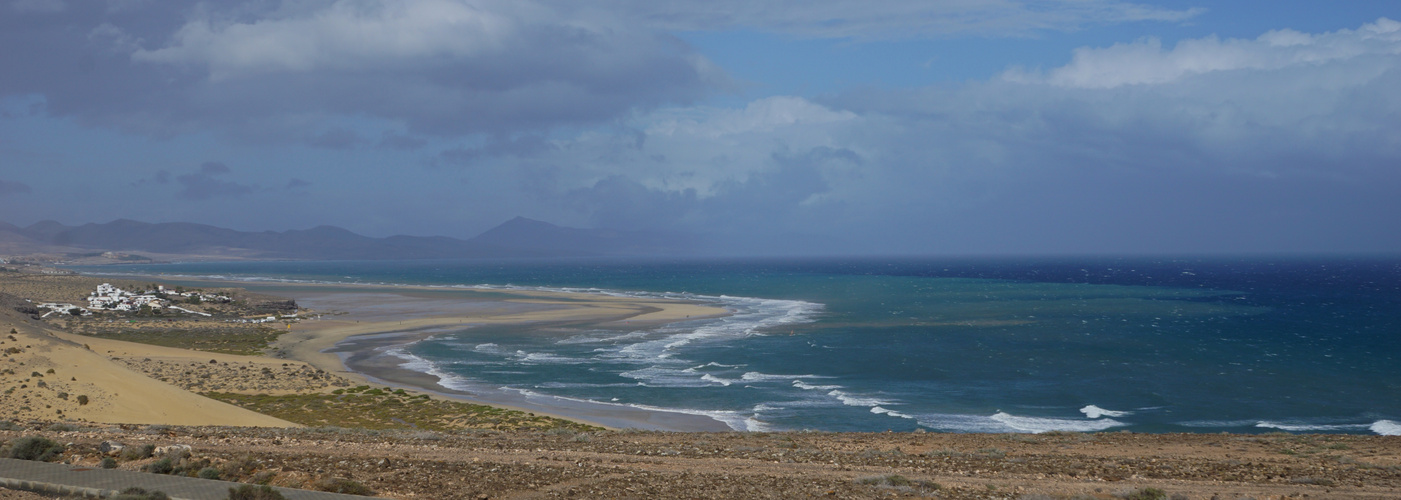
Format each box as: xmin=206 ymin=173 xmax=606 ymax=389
xmin=1 ymin=0 xmax=1399 ymax=255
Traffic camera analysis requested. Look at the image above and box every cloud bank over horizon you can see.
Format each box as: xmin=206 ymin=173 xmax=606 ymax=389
xmin=1 ymin=1 xmax=1398 ymax=255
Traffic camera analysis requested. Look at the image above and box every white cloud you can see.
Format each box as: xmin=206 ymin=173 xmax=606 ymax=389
xmin=468 ymin=18 xmax=1401 ymax=251
xmin=1011 ymin=17 xmax=1401 ymax=88
xmin=4 ymin=0 xmax=724 ymax=139
xmin=134 ymin=0 xmax=522 ymax=79
xmin=647 ymin=96 xmax=856 ymax=138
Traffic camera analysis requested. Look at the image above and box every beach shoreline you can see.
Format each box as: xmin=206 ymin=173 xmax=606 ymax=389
xmin=139 ymin=277 xmax=736 ymax=431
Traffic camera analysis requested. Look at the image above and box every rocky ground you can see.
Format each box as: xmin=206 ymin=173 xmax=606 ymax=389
xmin=110 ymin=356 xmax=350 ymax=394
xmin=2 ymin=425 xmax=1399 ymax=499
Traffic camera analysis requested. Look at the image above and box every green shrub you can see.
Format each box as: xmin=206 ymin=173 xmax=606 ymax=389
xmin=77 ymin=394 xmax=89 ymax=405
xmin=1124 ymin=488 xmax=1168 ymax=500
xmin=311 ymin=477 xmax=375 ymax=495
xmin=227 ymin=485 xmax=287 ymax=500
xmin=121 ymin=444 xmax=156 ymax=460
xmin=857 ymin=474 xmax=941 ymax=491
xmin=145 ymin=457 xmax=175 ymax=474
xmin=199 ymin=467 xmax=223 ymax=480
xmin=100 ymin=457 xmax=118 ymax=469
xmin=111 ymin=487 xmax=170 ymax=500
xmin=221 ymin=456 xmax=259 ymax=478
xmin=5 ymin=436 xmax=65 ymax=462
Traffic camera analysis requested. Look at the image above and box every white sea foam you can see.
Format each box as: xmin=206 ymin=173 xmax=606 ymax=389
xmin=740 ymin=371 xmax=826 ymax=382
xmin=535 ymin=381 xmax=638 ymax=389
xmin=384 ymin=348 xmax=479 ymax=392
xmin=473 ymin=343 xmax=502 ymax=353
xmin=606 ymin=295 xmax=822 ymax=364
xmin=504 ymin=388 xmax=767 ymax=431
xmin=597 ymin=294 xmax=823 ymax=387
xmin=828 ymin=390 xmax=893 ymax=408
xmin=518 ymin=352 xmax=588 ymax=364
xmin=1255 ymin=421 xmax=1371 ymax=432
xmin=1081 ymin=405 xmax=1131 ymax=418
xmin=990 ymin=412 xmax=1126 ymax=433
xmin=792 ymin=380 xmax=843 ymax=391
xmin=743 ymin=416 xmax=774 ymax=432
xmin=557 ymin=330 xmax=653 ymax=344
xmin=700 ymin=374 xmax=738 ymax=386
xmin=910 ymin=412 xmax=1125 ymax=433
xmin=1177 ymin=419 xmax=1261 ymax=428
xmin=619 ymin=366 xmax=717 ymax=388
xmin=1371 ymin=420 xmax=1401 ymax=436
xmin=871 ymin=406 xmax=915 ymax=419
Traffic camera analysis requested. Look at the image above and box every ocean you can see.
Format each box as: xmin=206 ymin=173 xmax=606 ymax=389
xmin=88 ymin=256 xmax=1401 ymax=435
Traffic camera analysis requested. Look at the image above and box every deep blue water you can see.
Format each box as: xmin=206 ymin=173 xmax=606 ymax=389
xmin=87 ymin=256 xmax=1401 ymax=434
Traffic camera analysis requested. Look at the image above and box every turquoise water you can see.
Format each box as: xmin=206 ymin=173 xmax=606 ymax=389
xmin=88 ymin=257 xmax=1401 ymax=434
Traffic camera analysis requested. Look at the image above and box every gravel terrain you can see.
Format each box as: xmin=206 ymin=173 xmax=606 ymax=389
xmin=2 ymin=425 xmax=1398 ymax=499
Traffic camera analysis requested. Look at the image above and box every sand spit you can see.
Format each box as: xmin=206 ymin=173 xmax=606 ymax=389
xmin=3 ymin=273 xmax=735 ymax=431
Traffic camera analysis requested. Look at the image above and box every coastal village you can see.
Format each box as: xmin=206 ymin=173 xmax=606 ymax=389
xmin=27 ymin=282 xmax=302 ymax=324
xmin=32 ymin=283 xmax=234 ymax=319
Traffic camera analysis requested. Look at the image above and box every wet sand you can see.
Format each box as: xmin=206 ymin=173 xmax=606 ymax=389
xmin=328 ymin=328 xmax=731 ymax=431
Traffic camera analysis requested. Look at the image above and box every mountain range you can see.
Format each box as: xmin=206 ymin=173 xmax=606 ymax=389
xmin=0 ymin=217 xmax=699 ymax=261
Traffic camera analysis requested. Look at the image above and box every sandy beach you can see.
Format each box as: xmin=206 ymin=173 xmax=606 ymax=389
xmin=0 ymin=272 xmax=729 ymax=430
xmin=157 ymin=279 xmax=736 ymax=430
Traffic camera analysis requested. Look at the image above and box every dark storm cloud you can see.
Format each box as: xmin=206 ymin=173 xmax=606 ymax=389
xmin=0 ymin=179 xmax=32 ymax=196
xmin=436 ymin=134 xmax=556 ymax=167
xmin=286 ymin=178 xmax=312 ymax=191
xmin=10 ymin=0 xmax=66 ymax=14
xmin=199 ymin=161 xmax=230 ymax=175
xmin=378 ymin=132 xmax=428 ymax=150
xmin=0 ymin=0 xmax=726 ymax=144
xmin=129 ymin=169 xmax=170 ymax=187
xmin=175 ymin=162 xmax=255 ymax=200
xmin=572 ymin=0 xmax=1202 ymax=39
xmin=303 ymin=128 xmax=364 ymax=150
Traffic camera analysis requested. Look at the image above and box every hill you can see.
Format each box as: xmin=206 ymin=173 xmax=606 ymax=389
xmin=0 ymin=217 xmax=697 ymax=261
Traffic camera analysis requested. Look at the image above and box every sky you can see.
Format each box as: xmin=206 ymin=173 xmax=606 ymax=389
xmin=1 ymin=0 xmax=1399 ymax=256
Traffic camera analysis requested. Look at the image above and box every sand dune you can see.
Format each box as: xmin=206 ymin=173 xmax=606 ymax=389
xmin=1 ymin=309 xmax=295 ymax=427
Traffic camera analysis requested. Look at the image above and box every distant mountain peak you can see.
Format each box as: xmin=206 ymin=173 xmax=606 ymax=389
xmin=501 ymin=216 xmax=559 ymax=228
